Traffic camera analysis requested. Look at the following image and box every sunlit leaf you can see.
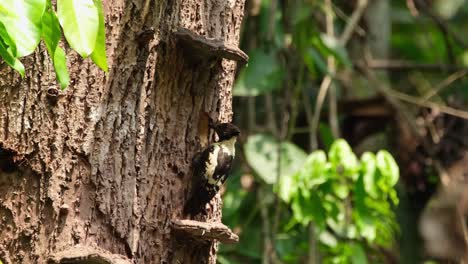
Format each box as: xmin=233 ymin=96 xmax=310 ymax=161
xmin=0 ymin=21 xmax=16 ymax=56
xmin=0 ymin=0 xmax=46 ymax=57
xmin=90 ymin=0 xmax=107 ymax=71
xmin=0 ymin=38 xmax=25 ymax=76
xmin=361 ymin=152 xmax=378 ymax=198
xmin=52 ymin=47 xmax=70 ymax=89
xmin=42 ymin=3 xmax=69 ymax=89
xmin=332 ymin=183 xmax=349 ymax=199
xmin=296 ymin=150 xmax=328 ymax=188
xmin=350 ymin=243 xmax=368 ymax=264
xmin=376 ymin=150 xmax=399 ymax=187
xmin=328 ymin=139 xmax=358 ymax=178
xmin=292 ymin=189 xmax=327 ymax=228
xmin=57 ymin=0 xmax=99 ymax=57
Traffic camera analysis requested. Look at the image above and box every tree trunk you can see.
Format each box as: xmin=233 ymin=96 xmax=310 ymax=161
xmin=0 ymin=0 xmax=246 ymax=263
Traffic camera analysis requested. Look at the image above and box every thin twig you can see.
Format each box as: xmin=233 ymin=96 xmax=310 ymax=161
xmin=423 ymin=69 xmax=468 ymax=100
xmin=302 ymin=87 xmax=315 ymax=151
xmin=259 ymin=188 xmax=272 ymax=264
xmin=311 ymin=0 xmax=369 ymax=149
xmin=307 ymin=224 xmax=318 ymax=264
xmin=360 ymin=65 xmax=468 ymax=120
xmin=359 ymin=59 xmax=468 ymax=72
xmin=287 ymin=64 xmax=305 ymax=141
xmin=406 ymin=0 xmax=418 ymax=16
xmin=265 ymin=94 xmax=278 ymax=135
xmin=309 ymin=3 xmax=339 ymax=261
xmin=311 ymin=76 xmax=332 ymax=150
xmin=247 ymin=97 xmax=256 ymax=132
xmin=339 ymin=0 xmax=369 ymax=45
xmin=325 ymin=0 xmax=340 ymax=140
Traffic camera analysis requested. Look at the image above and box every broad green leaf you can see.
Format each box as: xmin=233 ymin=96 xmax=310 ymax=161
xmin=42 ymin=4 xmax=69 ymax=89
xmin=57 ymin=0 xmax=99 ymax=57
xmin=303 ymin=47 xmax=328 ymax=75
xmin=0 ymin=21 xmax=16 ymax=56
xmin=245 ymin=134 xmax=307 ymax=184
xmin=234 ymin=50 xmax=284 ymax=96
xmin=42 ymin=3 xmax=61 ymax=53
xmin=376 ymin=150 xmax=399 ymax=187
xmin=278 ymin=173 xmax=297 ymax=203
xmin=52 ymin=47 xmax=70 ymax=89
xmin=332 ymin=183 xmax=349 ymax=199
xmin=90 ymin=0 xmax=107 ymax=71
xmin=0 ymin=0 xmax=46 ymax=56
xmin=350 ymin=244 xmax=368 ymax=264
xmin=0 ymin=38 xmax=25 ymax=76
xmin=328 ymin=139 xmax=358 ymax=178
xmin=353 ymin=205 xmax=377 ymax=242
xmin=292 ymin=189 xmax=326 ymax=228
xmin=296 ymin=150 xmax=328 ymax=188
xmin=360 ymin=152 xmax=378 ymax=198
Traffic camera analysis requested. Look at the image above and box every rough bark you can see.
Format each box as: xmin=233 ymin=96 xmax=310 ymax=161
xmin=0 ymin=0 xmax=246 ymax=263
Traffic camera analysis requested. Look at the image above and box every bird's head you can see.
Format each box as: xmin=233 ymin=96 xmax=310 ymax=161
xmin=214 ymin=123 xmax=241 ymax=141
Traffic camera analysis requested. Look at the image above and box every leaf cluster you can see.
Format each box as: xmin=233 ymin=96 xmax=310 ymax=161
xmin=0 ymin=0 xmax=107 ymax=89
xmin=223 ymin=137 xmax=400 ymax=263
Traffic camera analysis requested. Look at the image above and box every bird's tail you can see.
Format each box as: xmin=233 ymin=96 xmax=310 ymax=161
xmin=183 ymin=188 xmax=217 ymax=217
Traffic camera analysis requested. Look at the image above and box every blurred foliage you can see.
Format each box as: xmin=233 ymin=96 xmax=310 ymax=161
xmin=222 ymin=0 xmax=468 ymax=263
xmin=222 ymin=139 xmax=399 ymax=263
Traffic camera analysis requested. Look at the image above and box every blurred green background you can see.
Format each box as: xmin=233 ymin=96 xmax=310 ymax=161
xmin=220 ymin=0 xmax=468 ymax=263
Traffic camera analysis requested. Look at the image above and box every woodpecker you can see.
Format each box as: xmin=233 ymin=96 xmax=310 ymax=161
xmin=184 ymin=122 xmax=241 ymax=216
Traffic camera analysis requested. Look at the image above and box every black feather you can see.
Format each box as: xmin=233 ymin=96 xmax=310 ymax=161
xmin=184 ymin=145 xmax=235 ymax=216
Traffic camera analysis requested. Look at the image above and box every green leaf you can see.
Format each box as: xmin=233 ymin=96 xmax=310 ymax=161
xmin=42 ymin=4 xmax=69 ymax=89
xmin=0 ymin=0 xmax=46 ymax=56
xmin=328 ymin=139 xmax=358 ymax=178
xmin=319 ymin=123 xmax=334 ymax=150
xmin=0 ymin=37 xmax=25 ymax=76
xmin=234 ymin=50 xmax=284 ymax=96
xmin=90 ymin=0 xmax=107 ymax=71
xmin=350 ymin=244 xmax=368 ymax=264
xmin=299 ymin=150 xmax=329 ymax=188
xmin=360 ymin=152 xmax=378 ymax=198
xmin=0 ymin=21 xmax=16 ymax=56
xmin=376 ymin=150 xmax=399 ymax=187
xmin=57 ymin=0 xmax=99 ymax=57
xmin=292 ymin=189 xmax=326 ymax=228
xmin=245 ymin=134 xmax=307 ymax=184
xmin=52 ymin=47 xmax=70 ymax=89
xmin=332 ymin=183 xmax=349 ymax=199
xmin=303 ymin=47 xmax=328 ymax=75
xmin=278 ymin=172 xmax=297 ymax=203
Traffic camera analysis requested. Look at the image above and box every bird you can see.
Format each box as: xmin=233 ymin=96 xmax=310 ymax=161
xmin=184 ymin=122 xmax=241 ymax=216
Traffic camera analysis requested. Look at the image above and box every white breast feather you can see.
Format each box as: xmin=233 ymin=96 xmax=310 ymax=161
xmin=205 ymin=145 xmax=219 ymax=183
xmin=220 ymin=137 xmax=236 ymax=157
xmin=205 ymin=138 xmax=237 ymax=185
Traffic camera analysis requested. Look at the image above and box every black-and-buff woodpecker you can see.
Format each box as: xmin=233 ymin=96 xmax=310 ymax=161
xmin=184 ymin=123 xmax=240 ymax=216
